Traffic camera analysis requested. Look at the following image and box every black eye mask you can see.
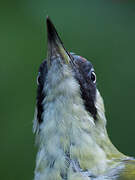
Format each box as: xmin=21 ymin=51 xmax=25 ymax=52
xmin=71 ymin=54 xmax=97 ymax=120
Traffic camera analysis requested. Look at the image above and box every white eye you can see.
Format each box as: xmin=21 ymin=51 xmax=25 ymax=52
xmin=37 ymin=72 xmax=40 ymax=85
xmin=91 ymin=71 xmax=96 ymax=83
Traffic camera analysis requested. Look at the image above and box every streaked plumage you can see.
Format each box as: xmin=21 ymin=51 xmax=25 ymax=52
xmin=33 ymin=17 xmax=135 ymax=180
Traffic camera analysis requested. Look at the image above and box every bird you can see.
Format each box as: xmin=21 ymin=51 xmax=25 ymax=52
xmin=33 ymin=17 xmax=135 ymax=180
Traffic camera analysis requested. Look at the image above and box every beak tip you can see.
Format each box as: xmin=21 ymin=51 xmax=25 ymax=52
xmin=46 ymin=16 xmax=57 ymax=43
xmin=46 ymin=16 xmax=51 ymax=26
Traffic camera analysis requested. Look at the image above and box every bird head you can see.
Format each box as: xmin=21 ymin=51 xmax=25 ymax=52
xmin=33 ymin=17 xmax=125 ymax=179
xmin=35 ymin=17 xmax=105 ymax=129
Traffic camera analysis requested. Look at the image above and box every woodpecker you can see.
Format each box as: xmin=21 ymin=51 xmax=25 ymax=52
xmin=33 ymin=17 xmax=135 ymax=180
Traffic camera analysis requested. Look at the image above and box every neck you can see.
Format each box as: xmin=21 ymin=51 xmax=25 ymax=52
xmin=34 ymin=62 xmax=126 ymax=180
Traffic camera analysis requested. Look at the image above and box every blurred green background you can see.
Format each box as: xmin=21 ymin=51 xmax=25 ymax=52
xmin=1 ymin=0 xmax=135 ymax=179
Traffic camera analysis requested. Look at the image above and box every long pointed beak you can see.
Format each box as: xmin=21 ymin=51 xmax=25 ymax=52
xmin=46 ymin=17 xmax=72 ymax=67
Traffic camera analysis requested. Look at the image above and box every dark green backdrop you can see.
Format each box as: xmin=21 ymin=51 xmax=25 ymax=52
xmin=1 ymin=0 xmax=135 ymax=180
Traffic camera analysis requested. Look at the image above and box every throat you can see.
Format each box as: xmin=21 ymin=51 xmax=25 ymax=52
xmin=35 ymin=96 xmax=106 ymax=178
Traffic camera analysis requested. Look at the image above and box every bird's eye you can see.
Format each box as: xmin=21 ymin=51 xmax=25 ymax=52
xmin=91 ymin=71 xmax=96 ymax=83
xmin=37 ymin=73 xmax=41 ymax=85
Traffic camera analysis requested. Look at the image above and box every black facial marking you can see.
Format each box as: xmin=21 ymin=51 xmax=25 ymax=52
xmin=72 ymin=54 xmax=97 ymax=120
xmin=36 ymin=60 xmax=48 ymax=124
